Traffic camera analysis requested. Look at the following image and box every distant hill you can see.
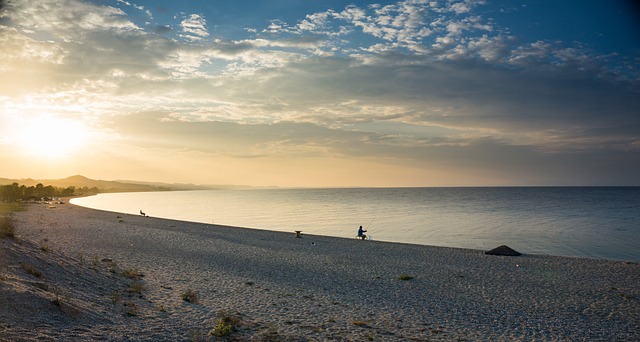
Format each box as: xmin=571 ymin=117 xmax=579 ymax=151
xmin=0 ymin=175 xmax=218 ymax=193
xmin=113 ymin=179 xmax=223 ymax=191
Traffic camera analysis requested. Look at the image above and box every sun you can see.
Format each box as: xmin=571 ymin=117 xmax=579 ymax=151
xmin=14 ymin=115 xmax=91 ymax=158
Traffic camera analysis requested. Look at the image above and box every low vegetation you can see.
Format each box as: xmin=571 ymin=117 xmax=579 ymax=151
xmin=50 ymin=296 xmax=63 ymax=307
xmin=181 ymin=289 xmax=199 ymax=303
xmin=0 ymin=202 xmax=25 ymax=214
xmin=209 ymin=311 xmax=241 ymax=337
xmin=20 ymin=262 xmax=42 ymax=278
xmin=40 ymin=239 xmax=51 ymax=252
xmin=127 ymin=281 xmax=144 ymax=296
xmin=210 ymin=318 xmax=234 ymax=337
xmin=352 ymin=320 xmax=368 ymax=327
xmin=1 ymin=182 xmax=90 ymax=203
xmin=0 ymin=215 xmax=16 ymax=239
xmin=51 ymin=289 xmax=64 ymax=307
xmin=122 ymin=268 xmax=143 ymax=279
xmin=0 ymin=202 xmax=23 ymax=239
xmin=110 ymin=291 xmax=122 ymax=304
xmin=124 ymin=301 xmax=140 ymax=316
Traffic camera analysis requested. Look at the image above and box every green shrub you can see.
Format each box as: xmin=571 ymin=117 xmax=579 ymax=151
xmin=209 ymin=318 xmax=233 ymax=337
xmin=209 ymin=310 xmax=240 ymax=337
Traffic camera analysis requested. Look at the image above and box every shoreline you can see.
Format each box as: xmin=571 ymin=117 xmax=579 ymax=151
xmin=62 ymin=196 xmax=631 ymax=263
xmin=2 ymin=201 xmax=639 ymax=340
xmin=64 ymin=198 xmax=638 ymax=263
xmin=69 ymin=189 xmax=640 ymax=263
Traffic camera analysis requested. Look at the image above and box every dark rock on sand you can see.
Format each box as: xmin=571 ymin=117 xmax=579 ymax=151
xmin=485 ymin=245 xmax=521 ymax=256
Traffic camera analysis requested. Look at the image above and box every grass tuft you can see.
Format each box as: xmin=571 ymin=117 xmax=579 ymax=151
xmin=20 ymin=262 xmax=42 ymax=278
xmin=127 ymin=281 xmax=144 ymax=296
xmin=40 ymin=240 xmax=50 ymax=252
xmin=0 ymin=215 xmax=16 ymax=239
xmin=397 ymin=274 xmax=414 ymax=281
xmin=51 ymin=290 xmax=63 ymax=307
xmin=181 ymin=289 xmax=199 ymax=303
xmin=260 ymin=323 xmax=279 ymax=340
xmin=352 ymin=320 xmax=368 ymax=327
xmin=209 ymin=319 xmax=233 ymax=337
xmin=209 ymin=310 xmax=240 ymax=337
xmin=123 ymin=301 xmax=140 ymax=316
xmin=110 ymin=291 xmax=122 ymax=304
xmin=122 ymin=268 xmax=143 ymax=279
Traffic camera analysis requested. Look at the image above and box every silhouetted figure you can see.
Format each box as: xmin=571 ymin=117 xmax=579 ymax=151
xmin=140 ymin=210 xmax=146 ymax=217
xmin=357 ymin=225 xmax=367 ymax=240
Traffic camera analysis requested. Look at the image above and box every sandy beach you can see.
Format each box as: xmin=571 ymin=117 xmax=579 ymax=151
xmin=1 ymin=202 xmax=639 ymax=341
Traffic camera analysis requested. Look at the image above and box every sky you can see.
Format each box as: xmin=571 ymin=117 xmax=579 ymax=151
xmin=1 ymin=0 xmax=639 ymax=187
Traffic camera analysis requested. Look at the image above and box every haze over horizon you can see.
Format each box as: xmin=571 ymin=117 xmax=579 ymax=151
xmin=1 ymin=0 xmax=639 ymax=187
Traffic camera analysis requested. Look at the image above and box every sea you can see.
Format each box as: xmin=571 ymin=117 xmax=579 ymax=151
xmin=70 ymin=187 xmax=640 ymax=262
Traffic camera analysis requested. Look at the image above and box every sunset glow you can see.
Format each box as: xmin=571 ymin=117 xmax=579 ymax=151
xmin=11 ymin=115 xmax=91 ymax=158
xmin=1 ymin=0 xmax=638 ymax=186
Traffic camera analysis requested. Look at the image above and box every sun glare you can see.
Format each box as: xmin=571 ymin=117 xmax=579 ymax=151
xmin=14 ymin=115 xmax=91 ymax=158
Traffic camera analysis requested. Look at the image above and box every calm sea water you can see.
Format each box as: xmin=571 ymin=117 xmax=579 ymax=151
xmin=71 ymin=187 xmax=640 ymax=262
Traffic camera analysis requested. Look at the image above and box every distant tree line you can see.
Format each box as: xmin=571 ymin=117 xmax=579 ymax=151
xmin=0 ymin=182 xmax=99 ymax=203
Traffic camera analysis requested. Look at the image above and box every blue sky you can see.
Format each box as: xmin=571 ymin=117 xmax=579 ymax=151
xmin=1 ymin=0 xmax=639 ymax=186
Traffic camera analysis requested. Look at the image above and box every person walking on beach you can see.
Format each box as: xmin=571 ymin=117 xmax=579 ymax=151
xmin=357 ymin=225 xmax=367 ymax=240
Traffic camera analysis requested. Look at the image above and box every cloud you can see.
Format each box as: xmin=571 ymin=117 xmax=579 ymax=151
xmin=0 ymin=26 xmax=67 ymax=64
xmin=3 ymin=0 xmax=636 ymax=124
xmin=107 ymin=110 xmax=640 ymax=185
xmin=179 ymin=14 xmax=209 ymax=41
xmin=448 ymin=0 xmax=486 ymax=15
xmin=2 ymin=0 xmax=139 ymax=39
xmin=247 ymin=1 xmax=502 ymax=61
xmin=1 ymin=0 xmax=638 ymax=185
xmin=116 ymin=0 xmax=152 ymax=19
xmin=108 ymin=112 xmax=370 ymax=159
xmin=298 ymin=11 xmax=331 ymax=32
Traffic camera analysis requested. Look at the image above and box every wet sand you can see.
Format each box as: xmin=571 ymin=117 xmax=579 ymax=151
xmin=1 ymin=201 xmax=639 ymax=340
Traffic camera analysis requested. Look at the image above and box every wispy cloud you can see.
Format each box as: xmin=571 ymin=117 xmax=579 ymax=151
xmin=3 ymin=0 xmax=139 ymax=37
xmin=179 ymin=14 xmax=209 ymax=41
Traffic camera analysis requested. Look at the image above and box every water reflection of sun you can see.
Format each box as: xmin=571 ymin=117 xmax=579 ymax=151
xmin=13 ymin=115 xmax=91 ymax=158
